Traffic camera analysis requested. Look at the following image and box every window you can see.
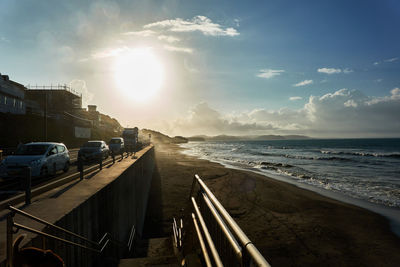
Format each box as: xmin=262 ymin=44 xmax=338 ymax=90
xmin=56 ymin=145 xmax=65 ymax=153
xmin=19 ymin=101 xmax=23 ymax=109
xmin=13 ymin=98 xmax=16 ymax=107
xmin=50 ymin=146 xmax=57 ymax=155
xmin=4 ymin=96 xmax=7 ymax=105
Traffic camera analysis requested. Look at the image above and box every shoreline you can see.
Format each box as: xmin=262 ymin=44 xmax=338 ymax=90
xmin=179 ymin=142 xmax=400 ymax=237
xmin=147 ymin=142 xmax=400 ymax=266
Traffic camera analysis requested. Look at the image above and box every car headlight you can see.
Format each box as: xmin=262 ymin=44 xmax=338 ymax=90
xmin=30 ymin=159 xmax=42 ymax=166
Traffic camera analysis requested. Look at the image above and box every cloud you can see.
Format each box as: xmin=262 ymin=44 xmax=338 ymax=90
xmin=144 ymin=15 xmax=239 ymax=37
xmin=158 ymin=35 xmax=180 ymax=43
xmin=90 ymin=46 xmax=128 ymax=59
xmin=0 ymin=36 xmax=10 ymax=43
xmin=343 ymin=68 xmax=353 ymax=74
xmin=317 ymin=67 xmax=353 ymax=74
xmin=317 ymin=68 xmax=342 ymax=74
xmin=123 ymin=30 xmax=156 ymax=37
xmin=163 ymin=45 xmax=193 ymax=53
xmin=293 ymin=79 xmax=313 ymax=87
xmin=169 ymin=102 xmax=274 ymax=136
xmin=167 ymin=88 xmax=400 ymax=138
xmin=289 ymin=96 xmax=302 ymax=101
xmin=257 ymin=69 xmax=285 ymax=79
xmin=384 ymin=57 xmax=398 ymax=62
xmin=69 ymin=79 xmax=93 ymax=107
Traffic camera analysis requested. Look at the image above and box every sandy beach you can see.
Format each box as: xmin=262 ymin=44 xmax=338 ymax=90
xmin=143 ymin=143 xmax=400 ymax=266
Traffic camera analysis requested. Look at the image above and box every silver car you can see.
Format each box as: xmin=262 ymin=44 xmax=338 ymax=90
xmin=109 ymin=137 xmax=125 ymax=155
xmin=2 ymin=142 xmax=70 ymax=177
xmin=78 ymin=141 xmax=109 ymax=161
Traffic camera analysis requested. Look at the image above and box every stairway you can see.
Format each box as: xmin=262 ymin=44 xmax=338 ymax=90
xmin=119 ymin=237 xmax=181 ymax=267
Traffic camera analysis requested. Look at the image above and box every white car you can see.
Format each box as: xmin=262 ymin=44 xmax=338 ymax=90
xmin=3 ymin=142 xmax=70 ymax=178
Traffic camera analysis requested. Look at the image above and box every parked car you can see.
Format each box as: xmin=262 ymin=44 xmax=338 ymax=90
xmin=2 ymin=142 xmax=70 ymax=178
xmin=78 ymin=141 xmax=109 ymax=162
xmin=109 ymin=137 xmax=125 ymax=155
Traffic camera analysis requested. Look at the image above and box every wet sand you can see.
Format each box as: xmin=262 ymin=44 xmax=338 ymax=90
xmin=144 ymin=143 xmax=400 ymax=266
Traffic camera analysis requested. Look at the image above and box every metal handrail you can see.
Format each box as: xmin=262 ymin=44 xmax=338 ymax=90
xmin=192 ymin=213 xmax=212 ymax=267
xmin=8 ymin=205 xmax=98 ymax=246
xmin=201 ymin=192 xmax=242 ymax=260
xmin=191 ymin=197 xmax=223 ymax=267
xmin=6 ymin=205 xmax=124 ymax=265
xmin=191 ymin=174 xmax=271 ymax=267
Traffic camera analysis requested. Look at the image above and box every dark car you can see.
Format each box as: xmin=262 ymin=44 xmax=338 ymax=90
xmin=78 ymin=141 xmax=109 ymax=162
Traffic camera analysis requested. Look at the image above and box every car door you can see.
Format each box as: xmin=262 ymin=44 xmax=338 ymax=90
xmin=46 ymin=145 xmax=58 ymax=172
xmin=56 ymin=145 xmax=66 ymax=170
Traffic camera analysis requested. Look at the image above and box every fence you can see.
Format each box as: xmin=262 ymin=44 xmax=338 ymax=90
xmin=189 ymin=174 xmax=271 ymax=267
xmin=26 ymin=84 xmax=82 ymax=97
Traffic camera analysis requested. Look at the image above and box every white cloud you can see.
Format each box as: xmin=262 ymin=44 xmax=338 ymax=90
xmin=168 ymin=102 xmax=274 ymax=136
xmin=158 ymin=35 xmax=180 ymax=43
xmin=0 ymin=36 xmax=10 ymax=43
xmin=167 ymin=88 xmax=400 ymax=138
xmin=289 ymin=96 xmax=302 ymax=101
xmin=91 ymin=46 xmax=128 ymax=59
xmin=163 ymin=45 xmax=193 ymax=54
xmin=69 ymin=79 xmax=93 ymax=107
xmin=257 ymin=69 xmax=285 ymax=79
xmin=293 ymin=79 xmax=313 ymax=87
xmin=123 ymin=30 xmax=156 ymax=37
xmin=317 ymin=67 xmax=353 ymax=74
xmin=144 ymin=15 xmax=239 ymax=37
xmin=373 ymin=62 xmax=380 ymax=65
xmin=343 ymin=68 xmax=353 ymax=74
xmin=384 ymin=57 xmax=398 ymax=62
xmin=317 ymin=68 xmax=342 ymax=74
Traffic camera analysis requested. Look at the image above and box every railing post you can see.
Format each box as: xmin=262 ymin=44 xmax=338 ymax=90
xmin=111 ymin=151 xmax=115 ymax=164
xmin=7 ymin=213 xmax=14 ymax=267
xmin=78 ymin=156 xmax=84 ymax=180
xmin=25 ymin=166 xmax=31 ymax=205
xmin=99 ymin=156 xmax=103 ymax=170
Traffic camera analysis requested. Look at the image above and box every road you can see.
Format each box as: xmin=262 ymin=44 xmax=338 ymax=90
xmin=0 ymin=148 xmax=121 ymax=202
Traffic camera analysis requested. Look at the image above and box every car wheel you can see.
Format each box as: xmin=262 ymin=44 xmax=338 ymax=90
xmin=63 ymin=161 xmax=70 ymax=173
xmin=40 ymin=166 xmax=48 ymax=178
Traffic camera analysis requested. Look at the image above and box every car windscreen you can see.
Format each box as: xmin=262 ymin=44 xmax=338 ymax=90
xmin=83 ymin=142 xmax=102 ymax=148
xmin=15 ymin=144 xmax=50 ymax=155
xmin=110 ymin=139 xmax=121 ymax=144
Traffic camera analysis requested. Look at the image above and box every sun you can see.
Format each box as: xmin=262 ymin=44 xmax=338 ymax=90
xmin=113 ymin=48 xmax=164 ymax=102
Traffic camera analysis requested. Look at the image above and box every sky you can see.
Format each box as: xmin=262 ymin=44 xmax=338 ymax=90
xmin=1 ymin=0 xmax=400 ymax=138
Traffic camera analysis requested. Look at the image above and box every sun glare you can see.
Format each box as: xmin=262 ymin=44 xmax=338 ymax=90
xmin=114 ymin=48 xmax=164 ymax=102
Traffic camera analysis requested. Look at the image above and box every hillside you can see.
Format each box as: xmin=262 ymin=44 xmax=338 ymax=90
xmin=139 ymin=129 xmax=188 ymax=144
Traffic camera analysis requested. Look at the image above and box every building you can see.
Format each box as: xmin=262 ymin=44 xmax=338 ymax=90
xmin=25 ymin=85 xmax=82 ymax=114
xmin=0 ymin=73 xmax=26 ymax=114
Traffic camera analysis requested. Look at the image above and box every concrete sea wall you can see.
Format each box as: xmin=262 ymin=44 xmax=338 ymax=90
xmin=0 ymin=145 xmax=155 ymax=267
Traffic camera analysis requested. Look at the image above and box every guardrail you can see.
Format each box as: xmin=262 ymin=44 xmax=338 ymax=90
xmin=6 ymin=205 xmax=130 ymax=266
xmin=189 ymin=174 xmax=271 ymax=267
xmin=0 ymin=152 xmax=128 ymax=211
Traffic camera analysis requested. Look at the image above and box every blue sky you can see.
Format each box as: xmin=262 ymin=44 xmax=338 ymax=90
xmin=1 ymin=0 xmax=399 ymax=137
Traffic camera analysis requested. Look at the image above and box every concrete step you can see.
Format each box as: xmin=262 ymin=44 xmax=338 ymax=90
xmin=119 ymin=255 xmax=180 ymax=267
xmin=134 ymin=237 xmax=175 ymax=258
xmin=120 ymin=237 xmax=180 ymax=267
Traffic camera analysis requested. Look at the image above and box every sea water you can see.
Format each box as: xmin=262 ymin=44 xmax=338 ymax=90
xmin=180 ymin=139 xmax=400 ymax=209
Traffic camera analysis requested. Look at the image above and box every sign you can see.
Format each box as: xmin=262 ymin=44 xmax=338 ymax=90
xmin=74 ymin=127 xmax=91 ymax=139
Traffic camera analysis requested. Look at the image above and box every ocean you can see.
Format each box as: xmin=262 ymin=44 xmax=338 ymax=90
xmin=180 ymin=138 xmax=400 ymax=209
